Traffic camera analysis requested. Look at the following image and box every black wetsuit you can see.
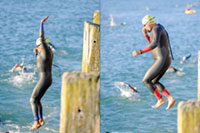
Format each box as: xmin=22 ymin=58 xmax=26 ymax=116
xmin=30 ymin=23 xmax=53 ymax=121
xmin=140 ymin=24 xmax=171 ymax=96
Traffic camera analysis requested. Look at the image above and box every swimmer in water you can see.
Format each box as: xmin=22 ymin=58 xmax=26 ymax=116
xmin=29 ymin=16 xmax=53 ymax=130
xmin=132 ymin=15 xmax=176 ymax=110
xmin=10 ymin=59 xmax=27 ymax=72
xmin=119 ymin=82 xmax=138 ymax=93
xmin=167 ymin=66 xmax=179 ymax=73
xmin=179 ymin=54 xmax=191 ymax=64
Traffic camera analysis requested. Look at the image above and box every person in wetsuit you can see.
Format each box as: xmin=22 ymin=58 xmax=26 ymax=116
xmin=167 ymin=66 xmax=179 ymax=73
xmin=179 ymin=54 xmax=191 ymax=64
xmin=133 ymin=15 xmax=176 ymax=110
xmin=29 ymin=16 xmax=53 ymax=130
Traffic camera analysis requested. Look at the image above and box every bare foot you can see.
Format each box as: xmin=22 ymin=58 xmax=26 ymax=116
xmin=152 ymin=97 xmax=166 ymax=109
xmin=166 ymin=96 xmax=176 ymax=110
xmin=39 ymin=118 xmax=45 ymax=126
xmin=29 ymin=121 xmax=41 ymax=130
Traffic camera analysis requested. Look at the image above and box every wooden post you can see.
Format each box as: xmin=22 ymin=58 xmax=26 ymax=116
xmin=60 ymin=71 xmax=100 ymax=133
xmin=198 ymin=50 xmax=200 ymax=100
xmin=82 ymin=12 xmax=100 ymax=72
xmin=178 ymin=100 xmax=200 ymax=133
xmin=93 ymin=10 xmax=100 ymax=25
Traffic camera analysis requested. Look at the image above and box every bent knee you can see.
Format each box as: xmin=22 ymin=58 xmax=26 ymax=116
xmin=30 ymin=97 xmax=38 ymax=104
xmin=142 ymin=78 xmax=149 ymax=85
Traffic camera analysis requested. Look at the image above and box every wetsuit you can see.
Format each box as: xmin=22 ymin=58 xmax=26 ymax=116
xmin=30 ymin=23 xmax=53 ymax=121
xmin=140 ymin=24 xmax=171 ymax=99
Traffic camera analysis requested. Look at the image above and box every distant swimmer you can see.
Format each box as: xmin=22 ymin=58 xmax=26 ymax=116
xmin=185 ymin=7 xmax=196 ymax=14
xmin=132 ymin=15 xmax=176 ymax=110
xmin=167 ymin=66 xmax=179 ymax=73
xmin=10 ymin=59 xmax=27 ymax=72
xmin=119 ymin=82 xmax=139 ymax=93
xmin=179 ymin=54 xmax=191 ymax=64
xmin=29 ymin=16 xmax=53 ymax=130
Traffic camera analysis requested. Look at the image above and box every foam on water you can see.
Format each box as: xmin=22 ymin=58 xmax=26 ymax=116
xmin=114 ymin=81 xmax=140 ymax=100
xmin=55 ymin=49 xmax=68 ymax=56
xmin=166 ymin=67 xmax=185 ymax=76
xmin=7 ymin=64 xmax=37 ymax=89
xmin=0 ymin=120 xmax=20 ymax=133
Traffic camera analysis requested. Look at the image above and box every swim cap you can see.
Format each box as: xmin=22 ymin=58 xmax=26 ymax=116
xmin=36 ymin=38 xmax=50 ymax=46
xmin=142 ymin=15 xmax=155 ymax=26
xmin=20 ymin=59 xmax=25 ymax=67
xmin=182 ymin=56 xmax=186 ymax=61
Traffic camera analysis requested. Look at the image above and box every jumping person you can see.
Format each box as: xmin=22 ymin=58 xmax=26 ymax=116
xmin=29 ymin=16 xmax=53 ymax=130
xmin=132 ymin=15 xmax=176 ymax=110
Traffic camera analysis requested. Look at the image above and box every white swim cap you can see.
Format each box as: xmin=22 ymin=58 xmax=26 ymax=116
xmin=142 ymin=15 xmax=155 ymax=26
xmin=36 ymin=38 xmax=50 ymax=46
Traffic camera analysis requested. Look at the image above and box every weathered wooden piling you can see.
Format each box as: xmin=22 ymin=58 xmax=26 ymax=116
xmin=82 ymin=11 xmax=100 ymax=72
xmin=93 ymin=10 xmax=100 ymax=25
xmin=60 ymin=71 xmax=100 ymax=133
xmin=198 ymin=50 xmax=200 ymax=100
xmin=178 ymin=100 xmax=200 ymax=133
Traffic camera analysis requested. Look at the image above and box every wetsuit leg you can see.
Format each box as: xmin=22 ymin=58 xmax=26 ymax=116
xmin=37 ymin=78 xmax=51 ymax=119
xmin=30 ymin=77 xmax=52 ymax=121
xmin=142 ymin=59 xmax=165 ymax=93
xmin=152 ymin=57 xmax=171 ymax=92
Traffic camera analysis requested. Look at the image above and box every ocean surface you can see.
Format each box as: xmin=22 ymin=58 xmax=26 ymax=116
xmin=100 ymin=0 xmax=200 ymax=133
xmin=0 ymin=0 xmax=98 ymax=132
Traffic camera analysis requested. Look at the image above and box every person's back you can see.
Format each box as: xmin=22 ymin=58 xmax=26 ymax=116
xmin=150 ymin=24 xmax=170 ymax=60
xmin=36 ymin=42 xmax=53 ymax=75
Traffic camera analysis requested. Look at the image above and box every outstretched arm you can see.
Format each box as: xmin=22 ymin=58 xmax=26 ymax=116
xmin=40 ymin=16 xmax=48 ymax=39
xmin=39 ymin=16 xmax=49 ymax=52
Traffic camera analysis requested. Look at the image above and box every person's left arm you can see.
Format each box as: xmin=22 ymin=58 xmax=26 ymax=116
xmin=140 ymin=27 xmax=161 ymax=54
xmin=133 ymin=27 xmax=161 ymax=57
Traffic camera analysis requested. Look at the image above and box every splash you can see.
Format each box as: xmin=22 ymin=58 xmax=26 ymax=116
xmin=0 ymin=120 xmax=20 ymax=133
xmin=166 ymin=67 xmax=185 ymax=77
xmin=109 ymin=14 xmax=126 ymax=27
xmin=8 ymin=64 xmax=37 ymax=89
xmin=56 ymin=49 xmax=68 ymax=56
xmin=114 ymin=81 xmax=139 ymax=98
xmin=110 ymin=14 xmax=116 ymax=27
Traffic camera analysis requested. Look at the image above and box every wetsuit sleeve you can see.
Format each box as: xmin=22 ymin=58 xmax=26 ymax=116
xmin=145 ymin=34 xmax=151 ymax=44
xmin=141 ymin=27 xmax=160 ymax=54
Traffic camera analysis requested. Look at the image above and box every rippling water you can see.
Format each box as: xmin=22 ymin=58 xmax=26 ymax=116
xmin=101 ymin=0 xmax=200 ymax=132
xmin=0 ymin=0 xmax=98 ymax=132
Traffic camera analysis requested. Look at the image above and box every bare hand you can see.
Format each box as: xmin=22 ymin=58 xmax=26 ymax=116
xmin=34 ymin=48 xmax=38 ymax=55
xmin=41 ymin=16 xmax=49 ymax=24
xmin=132 ymin=50 xmax=141 ymax=57
xmin=142 ymin=27 xmax=147 ymax=35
